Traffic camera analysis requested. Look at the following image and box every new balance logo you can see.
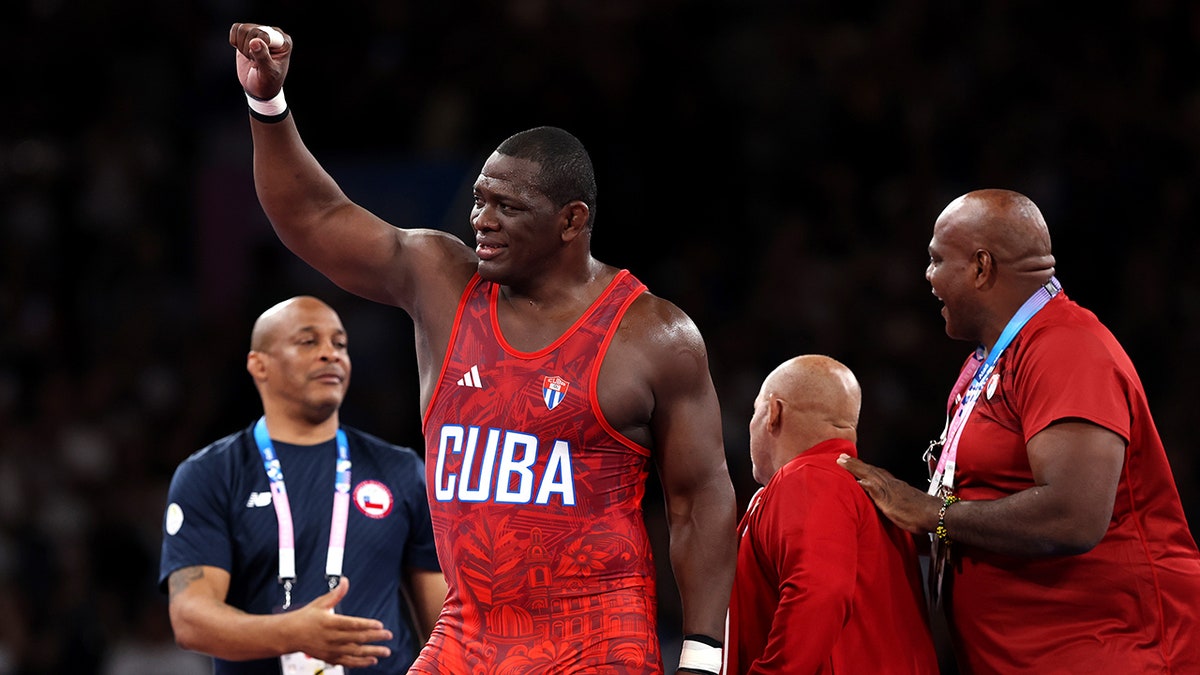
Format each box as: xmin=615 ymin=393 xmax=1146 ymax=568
xmin=246 ymin=492 xmax=272 ymax=508
xmin=456 ymin=365 xmax=483 ymax=388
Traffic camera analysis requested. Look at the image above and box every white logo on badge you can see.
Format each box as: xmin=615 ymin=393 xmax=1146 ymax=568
xmin=246 ymin=491 xmax=273 ymax=508
xmin=986 ymin=373 xmax=1000 ymax=400
xmin=165 ymin=503 xmax=184 ymax=535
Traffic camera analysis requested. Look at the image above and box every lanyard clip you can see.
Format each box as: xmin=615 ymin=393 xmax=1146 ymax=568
xmin=280 ymin=577 xmax=294 ymax=610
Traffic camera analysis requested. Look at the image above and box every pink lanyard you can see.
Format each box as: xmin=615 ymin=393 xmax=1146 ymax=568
xmin=253 ymin=417 xmax=351 ymax=609
xmin=927 ymin=277 xmax=1061 ymax=496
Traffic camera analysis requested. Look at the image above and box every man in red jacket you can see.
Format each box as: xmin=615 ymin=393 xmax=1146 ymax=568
xmin=727 ymin=355 xmax=938 ymax=674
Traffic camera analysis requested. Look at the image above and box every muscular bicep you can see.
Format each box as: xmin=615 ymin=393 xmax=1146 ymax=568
xmin=293 ymin=203 xmax=413 ymax=304
xmin=1026 ymin=420 xmax=1125 ymax=549
xmin=296 ymin=212 xmax=477 ymax=315
xmin=249 ymin=116 xmax=478 ymax=312
xmin=295 ymin=220 xmax=477 ymax=388
xmin=645 ymin=313 xmax=728 ymax=498
xmin=633 ymin=297 xmax=735 ymax=639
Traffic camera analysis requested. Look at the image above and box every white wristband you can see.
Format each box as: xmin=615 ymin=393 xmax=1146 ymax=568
xmin=246 ymin=89 xmax=288 ymax=121
xmin=679 ymin=638 xmax=722 ymax=674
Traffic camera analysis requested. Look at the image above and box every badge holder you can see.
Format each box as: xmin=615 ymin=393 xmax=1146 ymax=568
xmin=280 ymin=652 xmax=345 ymax=675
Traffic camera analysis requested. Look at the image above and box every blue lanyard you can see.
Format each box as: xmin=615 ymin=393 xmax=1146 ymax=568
xmin=253 ymin=417 xmax=352 ymax=609
xmin=928 ymin=277 xmax=1062 ymax=495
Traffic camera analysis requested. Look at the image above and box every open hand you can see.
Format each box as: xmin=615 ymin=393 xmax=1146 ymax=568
xmin=283 ymin=577 xmax=395 ymax=668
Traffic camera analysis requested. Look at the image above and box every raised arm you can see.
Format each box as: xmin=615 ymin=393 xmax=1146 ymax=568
xmin=642 ymin=302 xmax=737 ymax=666
xmin=167 ymin=566 xmax=393 ymax=667
xmin=227 ymin=24 xmax=476 ymax=314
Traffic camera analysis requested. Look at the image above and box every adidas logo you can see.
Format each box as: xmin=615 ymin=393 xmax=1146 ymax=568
xmin=456 ymin=365 xmax=483 ymax=388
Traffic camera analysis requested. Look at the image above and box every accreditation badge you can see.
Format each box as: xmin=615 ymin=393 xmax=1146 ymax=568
xmin=280 ymin=652 xmax=345 ymax=675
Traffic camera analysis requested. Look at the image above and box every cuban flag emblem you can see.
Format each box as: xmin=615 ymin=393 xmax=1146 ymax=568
xmin=543 ymin=376 xmax=570 ymax=411
xmin=353 ymin=480 xmax=393 ymax=519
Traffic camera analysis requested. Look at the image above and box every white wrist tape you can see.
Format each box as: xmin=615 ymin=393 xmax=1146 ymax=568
xmin=679 ymin=638 xmax=722 ymax=674
xmin=257 ymin=25 xmax=284 ymax=48
xmin=246 ymin=89 xmax=287 ymax=118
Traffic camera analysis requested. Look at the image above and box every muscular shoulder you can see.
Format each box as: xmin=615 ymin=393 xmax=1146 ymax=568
xmin=405 ymin=227 xmax=477 ymax=263
xmin=617 ymin=291 xmax=709 ymax=370
xmin=594 ymin=290 xmax=713 ymax=445
xmin=395 ymin=228 xmax=478 ymax=315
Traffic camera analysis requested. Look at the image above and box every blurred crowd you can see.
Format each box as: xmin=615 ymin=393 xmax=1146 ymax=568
xmin=2 ymin=1 xmax=1198 ymax=672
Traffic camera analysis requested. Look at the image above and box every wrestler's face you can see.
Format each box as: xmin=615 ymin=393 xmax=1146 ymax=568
xmin=926 ymin=206 xmax=985 ymax=343
xmin=470 ymin=152 xmax=570 ymax=285
xmin=256 ymin=302 xmax=351 ymax=423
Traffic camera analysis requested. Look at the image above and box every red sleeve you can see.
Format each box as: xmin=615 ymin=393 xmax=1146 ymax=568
xmin=748 ymin=464 xmax=865 ymax=673
xmin=1010 ymin=323 xmax=1132 ymax=443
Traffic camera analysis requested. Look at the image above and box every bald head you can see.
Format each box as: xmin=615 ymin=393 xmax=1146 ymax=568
xmin=936 ymin=189 xmax=1055 ymax=275
xmin=928 ymin=189 xmax=1058 ymax=346
xmin=749 ymin=354 xmax=862 ymax=485
xmin=250 ymin=296 xmax=337 ymax=352
xmin=246 ymin=296 xmax=350 ymax=435
xmin=762 ymin=355 xmax=862 ymax=437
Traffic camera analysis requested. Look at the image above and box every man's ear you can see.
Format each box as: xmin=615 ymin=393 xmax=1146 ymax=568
xmin=247 ymin=351 xmax=267 ymax=382
xmin=560 ymin=201 xmax=591 ymax=242
xmin=974 ymin=249 xmax=997 ymax=289
xmin=767 ymin=396 xmax=785 ymax=433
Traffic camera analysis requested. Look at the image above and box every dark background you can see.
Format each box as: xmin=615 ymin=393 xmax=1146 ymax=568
xmin=3 ymin=1 xmax=1198 ymax=672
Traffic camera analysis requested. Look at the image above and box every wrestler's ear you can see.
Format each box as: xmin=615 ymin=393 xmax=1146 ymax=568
xmin=560 ymin=201 xmax=590 ymax=242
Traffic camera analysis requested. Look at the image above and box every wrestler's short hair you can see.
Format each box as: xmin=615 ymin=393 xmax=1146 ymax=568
xmin=497 ymin=126 xmax=597 ymax=225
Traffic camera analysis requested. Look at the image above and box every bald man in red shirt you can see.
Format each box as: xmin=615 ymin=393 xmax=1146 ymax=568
xmin=728 ymin=355 xmax=938 ymax=674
